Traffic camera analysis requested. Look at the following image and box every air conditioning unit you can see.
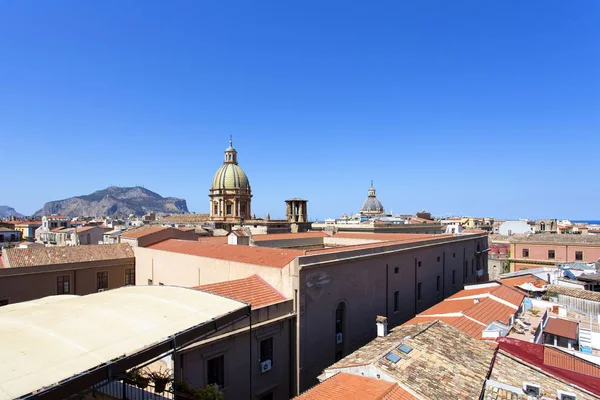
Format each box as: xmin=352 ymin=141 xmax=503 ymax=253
xmin=336 ymin=333 xmax=343 ymax=344
xmin=260 ymin=359 xmax=272 ymax=373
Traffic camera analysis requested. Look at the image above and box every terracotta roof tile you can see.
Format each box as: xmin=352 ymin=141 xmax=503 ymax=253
xmin=420 ymin=299 xmax=479 ymax=315
xmin=447 ymin=285 xmax=501 ymax=300
xmin=463 ymin=298 xmax=517 ymax=325
xmin=121 ymin=226 xmax=168 ymax=239
xmin=3 ymin=243 xmax=134 ymax=268
xmin=294 ymin=372 xmax=416 ymax=400
xmin=329 ymin=321 xmax=495 ymax=400
xmin=547 ymin=284 xmax=600 ymax=302
xmin=489 ymin=285 xmax=525 ymax=307
xmin=499 ymin=275 xmax=547 ymax=290
xmin=404 ymin=316 xmax=485 ymax=340
xmin=148 ymin=239 xmax=302 ymax=268
xmin=194 ymin=275 xmax=287 ymax=309
xmin=544 ymin=318 xmax=578 ymax=340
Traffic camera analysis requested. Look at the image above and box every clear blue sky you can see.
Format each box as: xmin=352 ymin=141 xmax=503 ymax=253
xmin=1 ymin=1 xmax=598 ymax=220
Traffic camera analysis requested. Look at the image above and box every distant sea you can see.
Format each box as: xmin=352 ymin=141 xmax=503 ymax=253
xmin=572 ymin=220 xmax=600 ymax=225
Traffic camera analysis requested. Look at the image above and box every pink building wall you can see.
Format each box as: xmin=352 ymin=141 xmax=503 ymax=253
xmin=512 ymin=243 xmax=600 ymax=271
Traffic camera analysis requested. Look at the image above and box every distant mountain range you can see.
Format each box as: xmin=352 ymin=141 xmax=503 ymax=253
xmin=0 ymin=206 xmax=24 ymax=218
xmin=34 ymin=186 xmax=189 ymax=218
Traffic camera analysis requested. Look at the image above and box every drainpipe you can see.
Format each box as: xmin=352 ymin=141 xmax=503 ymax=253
xmin=249 ymin=310 xmax=253 ymax=398
xmin=414 ymin=258 xmax=418 ymax=315
xmin=385 ymin=264 xmax=389 ymax=318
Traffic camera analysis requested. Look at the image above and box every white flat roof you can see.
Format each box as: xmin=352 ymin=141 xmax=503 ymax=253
xmin=0 ymin=286 xmax=248 ymax=400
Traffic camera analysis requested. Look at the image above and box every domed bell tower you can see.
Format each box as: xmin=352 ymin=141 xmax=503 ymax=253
xmin=209 ymin=138 xmax=252 ymax=224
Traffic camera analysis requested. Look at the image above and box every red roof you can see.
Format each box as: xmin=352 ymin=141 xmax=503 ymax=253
xmin=294 ymin=372 xmax=416 ymax=400
xmin=463 ymin=298 xmax=517 ymax=325
xmin=420 ymin=299 xmax=478 ymax=315
xmin=404 ymin=316 xmax=485 ymax=340
xmin=148 ymin=239 xmax=303 ymax=268
xmin=194 ymin=275 xmax=287 ymax=309
xmin=544 ymin=318 xmax=579 ymax=340
xmin=499 ymin=275 xmax=547 ymax=291
xmin=497 ymin=337 xmax=600 ymax=395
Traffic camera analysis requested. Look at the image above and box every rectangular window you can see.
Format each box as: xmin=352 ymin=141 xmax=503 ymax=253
xmin=523 ymin=248 xmax=529 ymax=257
xmin=575 ymin=251 xmax=583 ymax=261
xmin=57 ymin=275 xmax=70 ymax=294
xmin=465 ymin=261 xmax=468 ymax=277
xmin=437 ymin=256 xmax=440 ymax=262
xmin=97 ymin=271 xmax=108 ymax=290
xmin=394 ymin=266 xmax=399 ymax=274
xmin=226 ymin=204 xmax=232 ymax=215
xmin=393 ymin=291 xmax=399 ymax=312
xmin=436 ymin=275 xmax=440 ymax=292
xmin=417 ymin=282 xmax=422 ymax=301
xmin=125 ymin=268 xmax=135 ymax=285
xmin=260 ymin=337 xmax=273 ymax=364
xmin=452 ymin=270 xmax=456 ymax=285
xmin=207 ymin=355 xmax=225 ymax=387
xmin=471 ymin=260 xmax=474 ymax=276
xmin=548 ymin=250 xmax=555 ymax=259
xmin=417 ymin=261 xmax=422 ymax=267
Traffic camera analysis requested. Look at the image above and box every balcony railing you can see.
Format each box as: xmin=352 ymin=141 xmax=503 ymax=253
xmin=66 ymin=379 xmax=175 ymax=400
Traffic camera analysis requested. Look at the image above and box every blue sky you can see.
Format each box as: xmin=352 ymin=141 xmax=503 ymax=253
xmin=1 ymin=1 xmax=598 ymax=220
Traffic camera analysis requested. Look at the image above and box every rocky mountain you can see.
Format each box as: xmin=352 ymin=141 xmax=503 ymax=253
xmin=34 ymin=186 xmax=188 ymax=218
xmin=0 ymin=206 xmax=24 ymax=218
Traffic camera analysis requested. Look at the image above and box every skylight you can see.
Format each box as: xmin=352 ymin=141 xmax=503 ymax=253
xmin=385 ymin=352 xmax=401 ymax=363
xmin=397 ymin=344 xmax=413 ymax=354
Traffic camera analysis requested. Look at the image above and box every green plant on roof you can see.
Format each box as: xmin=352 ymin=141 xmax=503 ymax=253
xmin=530 ymin=309 xmax=541 ymax=316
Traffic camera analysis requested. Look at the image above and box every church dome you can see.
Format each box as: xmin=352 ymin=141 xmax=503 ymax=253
xmin=360 ymin=182 xmax=384 ymax=215
xmin=211 ymin=139 xmax=251 ymax=190
xmin=212 ymin=163 xmax=250 ymax=190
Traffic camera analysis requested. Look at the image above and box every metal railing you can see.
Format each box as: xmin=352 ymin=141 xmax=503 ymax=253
xmin=65 ymin=379 xmax=175 ymax=400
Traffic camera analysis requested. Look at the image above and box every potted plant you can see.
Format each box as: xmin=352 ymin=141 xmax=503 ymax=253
xmin=150 ymin=367 xmax=172 ymax=394
xmin=131 ymin=369 xmax=150 ymax=389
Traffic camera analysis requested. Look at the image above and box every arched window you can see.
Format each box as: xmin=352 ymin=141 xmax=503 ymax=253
xmin=335 ymin=302 xmax=346 ymax=361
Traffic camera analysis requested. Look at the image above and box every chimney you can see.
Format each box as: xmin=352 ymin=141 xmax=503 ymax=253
xmin=474 ymin=298 xmax=480 ymax=304
xmin=376 ymin=316 xmax=388 ymax=337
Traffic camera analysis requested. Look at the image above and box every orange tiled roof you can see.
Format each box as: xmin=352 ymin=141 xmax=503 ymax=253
xmin=420 ymin=299 xmax=479 ymax=315
xmin=489 ymin=285 xmax=525 ymax=307
xmin=194 ymin=275 xmax=287 ymax=309
xmin=3 ymin=243 xmax=134 ymax=268
xmin=148 ymin=239 xmax=303 ymax=268
xmin=463 ymin=298 xmax=517 ymax=325
xmin=294 ymin=372 xmax=416 ymax=400
xmin=447 ymin=285 xmax=501 ymax=300
xmin=499 ymin=275 xmax=546 ymax=290
xmin=544 ymin=346 xmax=600 ymax=377
xmin=544 ymin=318 xmax=578 ymax=340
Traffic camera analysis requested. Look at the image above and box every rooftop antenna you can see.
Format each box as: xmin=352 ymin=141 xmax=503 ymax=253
xmin=230 ymin=134 xmax=233 ymax=146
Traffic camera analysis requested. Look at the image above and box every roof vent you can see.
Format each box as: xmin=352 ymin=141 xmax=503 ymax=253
xmin=474 ymin=298 xmax=480 ymax=304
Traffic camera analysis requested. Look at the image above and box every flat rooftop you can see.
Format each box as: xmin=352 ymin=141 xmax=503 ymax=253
xmin=0 ymin=286 xmax=249 ymax=400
